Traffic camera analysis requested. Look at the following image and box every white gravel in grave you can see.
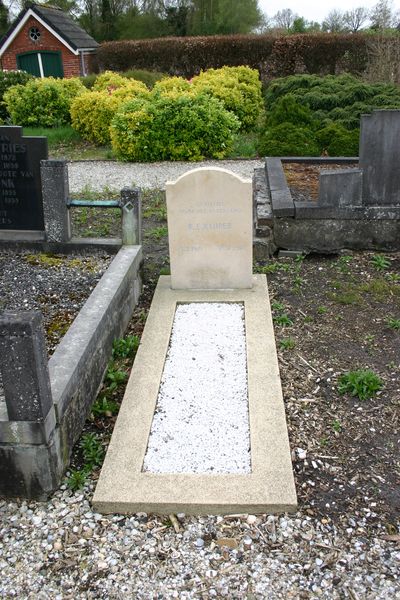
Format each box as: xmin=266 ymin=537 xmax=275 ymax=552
xmin=142 ymin=302 xmax=251 ymax=474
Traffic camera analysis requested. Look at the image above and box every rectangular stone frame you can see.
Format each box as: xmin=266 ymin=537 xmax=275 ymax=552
xmin=93 ymin=275 xmax=297 ymax=515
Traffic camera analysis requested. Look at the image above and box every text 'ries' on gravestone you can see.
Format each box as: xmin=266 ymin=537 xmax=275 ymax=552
xmin=0 ymin=126 xmax=48 ymax=231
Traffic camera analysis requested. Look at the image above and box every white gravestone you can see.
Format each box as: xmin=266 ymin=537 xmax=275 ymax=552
xmin=166 ymin=167 xmax=253 ymax=290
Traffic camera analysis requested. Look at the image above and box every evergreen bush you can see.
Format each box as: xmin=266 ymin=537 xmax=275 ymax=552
xmin=4 ymin=77 xmax=85 ymax=127
xmin=110 ymin=92 xmax=239 ymax=161
xmin=152 ymin=76 xmax=192 ymax=96
xmin=0 ymin=70 xmax=34 ymax=122
xmin=70 ymin=82 xmax=149 ymax=145
xmin=315 ymin=123 xmax=359 ymax=156
xmin=92 ymin=70 xmax=129 ymax=91
xmin=192 ymin=66 xmax=263 ymax=131
xmin=266 ymin=94 xmax=314 ymax=128
xmin=257 ymin=122 xmax=320 ymax=157
xmin=264 ymin=74 xmax=400 ymax=129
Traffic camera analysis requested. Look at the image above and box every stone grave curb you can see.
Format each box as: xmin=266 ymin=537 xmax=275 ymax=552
xmin=93 ymin=274 xmax=297 ymax=515
xmin=0 ymin=245 xmax=142 ymax=499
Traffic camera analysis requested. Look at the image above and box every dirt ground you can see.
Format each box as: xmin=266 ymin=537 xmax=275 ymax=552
xmin=283 ymin=163 xmax=358 ymax=201
xmin=69 ymin=194 xmax=400 ymax=532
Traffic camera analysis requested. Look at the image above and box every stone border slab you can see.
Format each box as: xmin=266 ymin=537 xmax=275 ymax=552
xmin=265 ymin=158 xmax=294 ymax=217
xmin=93 ymin=274 xmax=297 ymax=515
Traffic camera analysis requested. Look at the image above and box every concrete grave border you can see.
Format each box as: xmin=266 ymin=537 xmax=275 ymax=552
xmin=93 ymin=274 xmax=297 ymax=515
xmin=0 ymin=245 xmax=142 ymax=499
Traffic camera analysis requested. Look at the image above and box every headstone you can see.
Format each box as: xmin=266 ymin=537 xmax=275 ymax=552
xmin=0 ymin=126 xmax=48 ymax=232
xmin=166 ymin=167 xmax=253 ymax=290
xmin=359 ymin=110 xmax=400 ymax=206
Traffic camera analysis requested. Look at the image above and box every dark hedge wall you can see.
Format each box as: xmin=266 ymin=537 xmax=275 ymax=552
xmin=96 ymin=33 xmax=374 ymax=80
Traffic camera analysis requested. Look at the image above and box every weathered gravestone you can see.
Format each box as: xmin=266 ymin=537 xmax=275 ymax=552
xmin=94 ymin=167 xmax=297 ymax=515
xmin=0 ymin=126 xmax=47 ymax=235
xmin=166 ymin=167 xmax=253 ymax=289
xmin=359 ymin=109 xmax=400 ymax=206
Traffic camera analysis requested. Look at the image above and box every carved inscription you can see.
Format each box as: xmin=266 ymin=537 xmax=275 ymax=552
xmin=0 ymin=127 xmax=47 ymax=231
xmin=166 ymin=167 xmax=253 ymax=290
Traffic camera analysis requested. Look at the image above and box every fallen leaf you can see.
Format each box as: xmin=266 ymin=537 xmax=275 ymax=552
xmin=216 ymin=537 xmax=238 ymax=549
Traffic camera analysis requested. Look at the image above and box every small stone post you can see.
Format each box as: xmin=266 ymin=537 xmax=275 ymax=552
xmin=0 ymin=311 xmax=62 ymax=499
xmin=41 ymin=159 xmax=71 ymax=243
xmin=120 ymin=188 xmax=142 ymax=246
xmin=0 ymin=311 xmax=52 ymax=421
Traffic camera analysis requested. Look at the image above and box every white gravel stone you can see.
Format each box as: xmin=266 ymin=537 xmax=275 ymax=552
xmin=143 ymin=302 xmax=250 ymax=474
xmin=68 ymin=159 xmax=263 ymax=192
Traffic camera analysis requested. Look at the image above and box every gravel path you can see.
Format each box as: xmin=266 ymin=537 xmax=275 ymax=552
xmin=1 ymin=487 xmax=399 ymax=599
xmin=67 ymin=160 xmax=263 ymax=192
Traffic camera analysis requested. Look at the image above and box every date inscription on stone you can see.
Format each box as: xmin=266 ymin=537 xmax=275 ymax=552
xmin=0 ymin=126 xmax=48 ymax=231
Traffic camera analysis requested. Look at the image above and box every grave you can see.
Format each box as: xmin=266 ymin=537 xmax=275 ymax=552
xmin=94 ymin=167 xmax=297 ymax=515
xmin=0 ymin=126 xmax=47 ymax=239
xmin=254 ymin=109 xmax=400 ymax=256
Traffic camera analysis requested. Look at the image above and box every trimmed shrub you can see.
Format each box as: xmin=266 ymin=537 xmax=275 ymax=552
xmin=110 ymin=92 xmax=239 ymax=161
xmin=265 ymin=74 xmax=400 ymax=129
xmin=70 ymin=83 xmax=149 ymax=145
xmin=192 ymin=66 xmax=263 ymax=131
xmin=316 ymin=123 xmax=359 ymax=156
xmin=257 ymin=122 xmax=320 ymax=157
xmin=70 ymin=91 xmax=120 ymax=145
xmin=4 ymin=77 xmax=85 ymax=127
xmin=152 ymin=76 xmax=192 ymax=96
xmin=266 ymin=94 xmax=314 ymax=128
xmin=0 ymin=70 xmax=34 ymax=122
xmin=92 ymin=70 xmax=128 ymax=91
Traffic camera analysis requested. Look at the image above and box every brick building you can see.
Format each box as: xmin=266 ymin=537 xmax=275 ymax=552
xmin=0 ymin=3 xmax=99 ymax=78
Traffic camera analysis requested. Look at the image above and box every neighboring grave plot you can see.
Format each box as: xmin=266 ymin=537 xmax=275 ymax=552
xmin=94 ymin=168 xmax=296 ymax=515
xmin=0 ymin=126 xmax=47 ymax=234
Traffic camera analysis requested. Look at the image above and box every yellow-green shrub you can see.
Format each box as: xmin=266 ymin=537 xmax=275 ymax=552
xmin=192 ymin=66 xmax=263 ymax=131
xmin=152 ymin=76 xmax=192 ymax=97
xmin=92 ymin=70 xmax=130 ymax=91
xmin=110 ymin=92 xmax=239 ymax=162
xmin=112 ymin=80 xmax=150 ymax=100
xmin=70 ymin=83 xmax=149 ymax=145
xmin=4 ymin=77 xmax=85 ymax=127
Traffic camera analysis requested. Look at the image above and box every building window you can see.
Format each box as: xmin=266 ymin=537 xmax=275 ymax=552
xmin=29 ymin=27 xmax=41 ymax=42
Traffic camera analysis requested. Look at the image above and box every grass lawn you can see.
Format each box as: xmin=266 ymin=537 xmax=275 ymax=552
xmin=22 ymin=125 xmax=259 ymax=161
xmin=23 ymin=125 xmax=114 ymax=161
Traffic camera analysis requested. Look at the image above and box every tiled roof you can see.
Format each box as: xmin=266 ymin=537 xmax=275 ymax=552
xmin=0 ymin=3 xmax=99 ymax=52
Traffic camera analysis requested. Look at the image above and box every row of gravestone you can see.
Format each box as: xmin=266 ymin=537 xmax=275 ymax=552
xmin=2 ymin=111 xmax=399 ymax=248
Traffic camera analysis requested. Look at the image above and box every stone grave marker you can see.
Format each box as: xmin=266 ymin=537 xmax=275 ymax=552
xmin=0 ymin=126 xmax=47 ymax=236
xmin=359 ymin=109 xmax=400 ymax=206
xmin=166 ymin=167 xmax=253 ymax=289
xmin=94 ymin=167 xmax=297 ymax=515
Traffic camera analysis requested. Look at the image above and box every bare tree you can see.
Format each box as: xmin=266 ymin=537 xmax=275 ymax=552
xmin=369 ymin=0 xmax=395 ymax=29
xmin=322 ymin=9 xmax=346 ymax=32
xmin=343 ymin=6 xmax=369 ymax=32
xmin=273 ymin=7 xmax=297 ymax=30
